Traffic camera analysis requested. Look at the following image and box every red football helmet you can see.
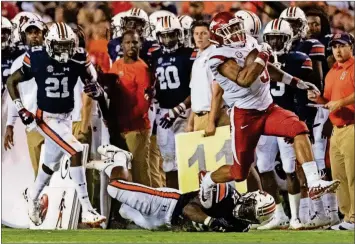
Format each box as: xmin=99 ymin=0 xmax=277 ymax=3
xmin=209 ymin=12 xmax=246 ymax=46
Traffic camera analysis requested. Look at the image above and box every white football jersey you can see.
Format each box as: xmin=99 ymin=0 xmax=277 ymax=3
xmin=207 ymin=44 xmax=273 ymax=110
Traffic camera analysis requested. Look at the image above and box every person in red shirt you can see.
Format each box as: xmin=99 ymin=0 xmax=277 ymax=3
xmin=308 ymin=33 xmax=354 ymax=230
xmin=105 ymin=30 xmax=152 ymax=187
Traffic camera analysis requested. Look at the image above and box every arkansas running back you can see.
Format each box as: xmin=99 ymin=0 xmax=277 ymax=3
xmin=6 ymin=22 xmax=106 ymax=226
xmin=199 ymin=12 xmax=340 ymax=209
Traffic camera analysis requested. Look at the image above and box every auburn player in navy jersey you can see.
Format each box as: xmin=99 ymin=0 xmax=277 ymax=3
xmin=280 ymin=7 xmax=334 ymax=229
xmin=85 ymin=144 xmax=275 ymax=232
xmin=254 ymin=19 xmax=314 ymax=230
xmin=6 ymin=22 xmax=106 ymax=226
xmin=146 ymin=15 xmax=196 ymax=189
xmin=108 ymin=8 xmax=158 ymax=65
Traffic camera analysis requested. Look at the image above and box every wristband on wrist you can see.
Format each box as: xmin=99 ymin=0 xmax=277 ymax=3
xmin=13 ymin=99 xmax=24 ymax=112
xmin=204 ymin=216 xmax=212 ymax=226
xmin=254 ymin=52 xmax=269 ymax=67
xmin=281 ymin=72 xmax=300 ymax=87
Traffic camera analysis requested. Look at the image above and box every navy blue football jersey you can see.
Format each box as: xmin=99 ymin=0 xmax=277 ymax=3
xmin=171 ymin=184 xmax=250 ymax=232
xmin=270 ymin=51 xmax=313 ymax=112
xmin=107 ymin=37 xmax=158 ymax=65
xmin=151 ymin=47 xmax=196 ymax=109
xmin=292 ymin=39 xmax=325 ymax=61
xmin=1 ymin=47 xmax=25 ymax=94
xmin=21 ymin=46 xmax=89 ymax=114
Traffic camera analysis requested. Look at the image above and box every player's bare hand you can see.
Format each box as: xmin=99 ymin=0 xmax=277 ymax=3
xmin=259 ymin=42 xmax=273 ymax=56
xmin=284 ymin=137 xmax=294 ymax=144
xmin=304 ymin=82 xmax=320 ymax=93
xmin=4 ymin=125 xmax=14 ymax=151
xmin=77 ymin=131 xmax=89 ymax=143
xmin=144 ymin=87 xmax=155 ymax=101
xmin=325 ymin=100 xmax=344 ymax=112
xmin=204 ymin=122 xmax=216 ymax=137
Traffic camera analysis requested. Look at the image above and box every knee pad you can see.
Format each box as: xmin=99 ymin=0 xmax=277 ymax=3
xmin=256 ymin=159 xmax=275 ymax=174
xmin=282 ymin=159 xmax=296 ymax=174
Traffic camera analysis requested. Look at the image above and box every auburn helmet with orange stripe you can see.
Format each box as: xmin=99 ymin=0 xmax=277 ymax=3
xmin=209 ymin=12 xmax=246 ymax=47
xmin=233 ymin=190 xmax=275 ymax=224
xmin=122 ymin=8 xmax=149 ymax=37
xmin=155 ymin=15 xmax=184 ymax=53
xmin=263 ymin=19 xmax=293 ymax=55
xmin=234 ymin=10 xmax=262 ymax=39
xmin=45 ymin=22 xmax=78 ymax=63
xmin=149 ymin=10 xmax=176 ymax=40
xmin=280 ymin=6 xmax=308 ymax=40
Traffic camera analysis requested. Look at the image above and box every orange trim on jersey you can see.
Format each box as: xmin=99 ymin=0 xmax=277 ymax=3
xmin=218 ymin=183 xmax=226 ymax=202
xmin=191 ymin=51 xmax=197 ymax=59
xmin=36 ymin=109 xmax=77 ymax=156
xmin=310 ymin=47 xmax=325 ymax=54
xmin=23 ymin=55 xmax=31 ymax=65
xmin=302 ymin=59 xmax=312 ymax=67
xmin=110 ymin=180 xmax=180 ymax=200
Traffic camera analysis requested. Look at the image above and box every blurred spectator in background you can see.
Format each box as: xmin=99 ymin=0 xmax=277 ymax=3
xmin=93 ymin=3 xmax=112 ymax=23
xmin=1 ymin=2 xmax=19 ymax=19
xmin=105 ymin=30 xmax=152 ymax=187
xmin=186 ymin=2 xmax=211 ymax=21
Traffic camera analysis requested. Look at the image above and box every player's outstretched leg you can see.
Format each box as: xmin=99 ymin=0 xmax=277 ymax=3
xmin=70 ymin=151 xmax=106 ymax=226
xmin=293 ymin=134 xmax=340 ymax=199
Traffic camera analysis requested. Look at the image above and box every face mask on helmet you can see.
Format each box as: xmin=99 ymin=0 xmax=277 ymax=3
xmin=216 ymin=20 xmax=246 ymax=46
xmin=1 ymin=28 xmax=11 ymax=49
xmin=49 ymin=40 xmax=75 ymax=63
xmin=264 ymin=34 xmax=290 ymax=53
xmin=158 ymin=30 xmax=181 ymax=52
xmin=285 ymin=19 xmax=303 ymax=37
xmin=123 ymin=17 xmax=145 ymax=34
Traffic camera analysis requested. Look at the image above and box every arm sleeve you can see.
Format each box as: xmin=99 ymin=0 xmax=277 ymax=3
xmin=132 ymin=65 xmax=151 ymax=118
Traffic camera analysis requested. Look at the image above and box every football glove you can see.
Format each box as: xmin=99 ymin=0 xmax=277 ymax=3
xmin=19 ymin=108 xmax=35 ymax=125
xmin=260 ymin=42 xmax=273 ymax=56
xmin=84 ymin=82 xmax=104 ymax=99
xmin=159 ymin=103 xmax=187 ymax=129
xmin=206 ymin=217 xmax=235 ymax=232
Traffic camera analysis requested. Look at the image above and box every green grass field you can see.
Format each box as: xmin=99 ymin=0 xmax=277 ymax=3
xmin=2 ymin=229 xmax=354 ymax=243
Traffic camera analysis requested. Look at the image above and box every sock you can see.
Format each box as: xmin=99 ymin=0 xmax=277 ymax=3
xmin=203 ymin=172 xmax=216 ymax=189
xmin=70 ymin=166 xmax=92 ymax=212
xmin=322 ymin=193 xmax=338 ymax=216
xmin=275 ymin=203 xmax=286 ymax=218
xmin=308 ymin=197 xmax=315 ymax=216
xmin=288 ymin=193 xmax=301 ymax=220
xmin=301 ymin=161 xmax=320 ymax=186
xmin=299 ymin=198 xmax=310 ymax=223
xmin=312 ymin=198 xmax=326 ymax=217
xmin=100 ymin=171 xmax=111 ymax=229
xmin=104 ymin=164 xmax=115 ymax=178
xmin=30 ymin=167 xmax=52 ymax=201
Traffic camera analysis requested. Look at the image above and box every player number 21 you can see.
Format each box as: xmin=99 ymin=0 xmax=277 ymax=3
xmin=45 ymin=77 xmax=70 ymax=98
xmin=156 ymin=65 xmax=181 ymax=90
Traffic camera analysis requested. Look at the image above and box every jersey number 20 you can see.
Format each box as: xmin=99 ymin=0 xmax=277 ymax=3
xmin=156 ymin=66 xmax=180 ymax=90
xmin=45 ymin=77 xmax=70 ymax=98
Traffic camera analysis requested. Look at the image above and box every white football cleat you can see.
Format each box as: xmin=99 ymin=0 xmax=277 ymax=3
xmin=23 ymin=188 xmax=41 ymax=226
xmin=199 ymin=174 xmax=213 ymax=209
xmin=82 ymin=209 xmax=106 ymax=227
xmin=289 ymin=218 xmax=304 ymax=230
xmin=304 ymin=213 xmax=331 ymax=229
xmin=308 ymin=180 xmax=340 ymax=200
xmin=86 ymin=159 xmax=113 ymax=172
xmin=97 ymin=144 xmax=133 ymax=162
xmin=257 ymin=215 xmax=290 ymax=230
xmin=328 ymin=210 xmax=341 ymax=226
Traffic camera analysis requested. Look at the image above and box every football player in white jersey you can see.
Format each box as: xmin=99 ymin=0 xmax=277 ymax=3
xmin=86 ymin=144 xmax=275 ymax=232
xmin=199 ymin=12 xmax=340 ymax=210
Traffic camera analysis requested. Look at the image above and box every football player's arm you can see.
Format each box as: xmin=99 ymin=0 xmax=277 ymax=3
xmin=6 ymin=69 xmax=25 ymax=102
xmin=205 ymin=82 xmax=224 ymax=137
xmin=186 ymin=111 xmax=195 ymax=132
xmin=217 ymin=49 xmax=265 ymax=88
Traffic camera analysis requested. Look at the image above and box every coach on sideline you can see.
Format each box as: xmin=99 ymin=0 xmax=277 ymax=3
xmin=186 ymin=21 xmax=229 ymax=135
xmin=308 ymin=33 xmax=354 ymax=230
xmin=104 ymin=30 xmax=152 ymax=187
